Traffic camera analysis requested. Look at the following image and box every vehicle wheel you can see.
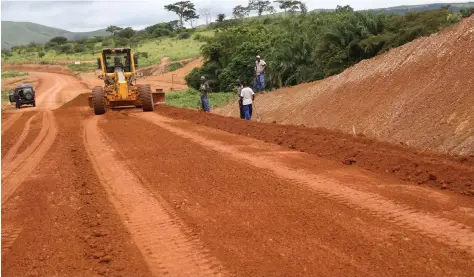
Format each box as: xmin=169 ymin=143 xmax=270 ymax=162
xmin=92 ymin=86 xmax=106 ymax=115
xmin=33 ymin=101 xmax=36 ymax=107
xmin=24 ymin=91 xmax=34 ymax=101
xmin=137 ymin=84 xmax=154 ymax=112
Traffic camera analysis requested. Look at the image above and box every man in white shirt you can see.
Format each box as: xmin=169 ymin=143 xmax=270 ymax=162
xmin=240 ymin=81 xmax=255 ymax=120
xmin=254 ymin=55 xmax=266 ymax=93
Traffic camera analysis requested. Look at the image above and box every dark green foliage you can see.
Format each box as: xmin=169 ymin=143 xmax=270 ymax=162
xmin=50 ymin=36 xmax=68 ymax=45
xmin=460 ymin=7 xmax=474 ymax=17
xmin=179 ymin=32 xmax=191 ymax=39
xmin=118 ymin=27 xmax=136 ymax=39
xmin=59 ymin=43 xmax=74 ymax=54
xmin=168 ymin=62 xmax=183 ymax=71
xmin=73 ymin=44 xmax=86 ymax=53
xmin=187 ymin=7 xmax=460 ymax=91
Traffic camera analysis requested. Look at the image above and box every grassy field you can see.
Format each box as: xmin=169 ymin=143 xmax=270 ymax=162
xmin=165 ymin=89 xmax=238 ymax=109
xmin=2 ymin=90 xmax=11 ymax=104
xmin=2 ymin=31 xmax=213 ymax=69
xmin=2 ymin=70 xmax=29 ymax=79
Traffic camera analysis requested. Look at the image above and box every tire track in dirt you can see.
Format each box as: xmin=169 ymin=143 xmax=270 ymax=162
xmin=83 ymin=116 xmax=229 ymax=277
xmin=2 ymin=113 xmax=40 ymax=165
xmin=1 ymin=111 xmax=58 ymax=204
xmin=136 ymin=112 xmax=474 ymax=256
xmin=1 ymin=112 xmax=22 ymax=135
xmin=1 ymin=225 xmax=22 ymax=256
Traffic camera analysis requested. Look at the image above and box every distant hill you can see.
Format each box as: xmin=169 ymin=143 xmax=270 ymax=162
xmin=368 ymin=2 xmax=474 ymax=14
xmin=1 ymin=21 xmax=108 ymax=49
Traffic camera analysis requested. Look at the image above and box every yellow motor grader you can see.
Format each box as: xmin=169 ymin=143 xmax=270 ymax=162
xmin=88 ymin=48 xmax=165 ymax=115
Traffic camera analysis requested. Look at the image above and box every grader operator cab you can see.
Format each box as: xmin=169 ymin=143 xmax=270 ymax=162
xmin=88 ymin=48 xmax=165 ymax=115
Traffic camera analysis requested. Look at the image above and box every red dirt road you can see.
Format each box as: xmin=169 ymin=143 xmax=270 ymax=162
xmin=2 ymin=71 xmax=474 ymax=276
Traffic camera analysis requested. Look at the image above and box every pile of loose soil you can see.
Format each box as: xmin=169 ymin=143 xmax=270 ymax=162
xmin=156 ymin=105 xmax=474 ymax=196
xmin=215 ymin=15 xmax=474 ymax=155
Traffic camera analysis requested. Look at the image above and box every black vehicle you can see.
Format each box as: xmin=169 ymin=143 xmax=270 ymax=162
xmin=8 ymin=84 xmax=36 ymax=109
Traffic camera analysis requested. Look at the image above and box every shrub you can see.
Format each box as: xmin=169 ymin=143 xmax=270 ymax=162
xmin=168 ymin=62 xmax=183 ymax=72
xmin=178 ymin=32 xmax=191 ymax=40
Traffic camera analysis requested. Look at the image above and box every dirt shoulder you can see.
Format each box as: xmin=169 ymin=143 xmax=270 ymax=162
xmin=156 ymin=105 xmax=474 ymax=196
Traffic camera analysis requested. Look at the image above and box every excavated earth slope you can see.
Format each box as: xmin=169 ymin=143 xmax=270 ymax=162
xmin=216 ymin=15 xmax=474 ymax=155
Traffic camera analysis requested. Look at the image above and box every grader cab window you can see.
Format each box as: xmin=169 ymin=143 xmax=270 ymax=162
xmin=103 ymin=51 xmax=132 ymax=73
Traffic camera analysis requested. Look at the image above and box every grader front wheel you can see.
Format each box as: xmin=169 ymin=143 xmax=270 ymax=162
xmin=92 ymin=86 xmax=106 ymax=115
xmin=138 ymin=84 xmax=154 ymax=112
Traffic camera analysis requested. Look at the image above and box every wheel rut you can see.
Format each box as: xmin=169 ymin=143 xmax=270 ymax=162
xmin=83 ymin=116 xmax=230 ymax=277
xmin=2 ymin=112 xmax=40 ymax=165
xmin=1 ymin=111 xmax=58 ymax=204
xmin=135 ymin=112 xmax=474 ymax=256
xmin=1 ymin=112 xmax=22 ymax=135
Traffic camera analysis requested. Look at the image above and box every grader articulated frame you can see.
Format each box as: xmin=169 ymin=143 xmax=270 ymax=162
xmin=88 ymin=48 xmax=165 ymax=115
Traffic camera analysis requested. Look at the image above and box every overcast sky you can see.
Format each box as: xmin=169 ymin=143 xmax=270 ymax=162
xmin=1 ymin=0 xmax=469 ymax=32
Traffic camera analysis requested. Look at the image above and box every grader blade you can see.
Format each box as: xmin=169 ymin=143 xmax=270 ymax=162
xmin=152 ymin=89 xmax=165 ymax=105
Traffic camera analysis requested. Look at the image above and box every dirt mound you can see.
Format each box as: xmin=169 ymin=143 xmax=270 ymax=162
xmin=157 ymin=105 xmax=474 ymax=196
xmin=59 ymin=93 xmax=91 ymax=109
xmin=2 ymin=64 xmax=73 ymax=76
xmin=216 ymin=16 xmax=474 ymax=155
xmin=146 ymin=57 xmax=203 ymax=86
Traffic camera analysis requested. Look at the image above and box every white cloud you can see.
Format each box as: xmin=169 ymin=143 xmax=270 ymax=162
xmin=1 ymin=0 xmax=469 ymax=32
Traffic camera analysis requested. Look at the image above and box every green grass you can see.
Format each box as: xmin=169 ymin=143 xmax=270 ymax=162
xmin=1 ymin=90 xmax=11 ymax=104
xmin=67 ymin=63 xmax=97 ymax=73
xmin=167 ymin=61 xmax=183 ymax=72
xmin=1 ymin=70 xmax=29 ymax=79
xmin=165 ymin=88 xmax=238 ymax=109
xmin=2 ymin=30 xmax=214 ymax=70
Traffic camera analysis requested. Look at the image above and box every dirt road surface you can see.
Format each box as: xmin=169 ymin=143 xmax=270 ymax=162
xmin=2 ymin=70 xmax=474 ymax=277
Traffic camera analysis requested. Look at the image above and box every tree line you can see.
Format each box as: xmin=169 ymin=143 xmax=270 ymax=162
xmin=185 ymin=4 xmax=474 ymax=91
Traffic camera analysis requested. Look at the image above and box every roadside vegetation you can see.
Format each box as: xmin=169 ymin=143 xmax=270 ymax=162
xmin=186 ymin=3 xmax=474 ymax=91
xmin=2 ymin=70 xmax=29 ymax=79
xmin=1 ymin=0 xmax=473 ymax=92
xmin=1 ymin=90 xmax=11 ymax=104
xmin=165 ymin=88 xmax=238 ymax=109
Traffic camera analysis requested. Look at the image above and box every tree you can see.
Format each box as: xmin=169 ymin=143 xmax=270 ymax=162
xmin=460 ymin=7 xmax=474 ymax=18
xmin=117 ymin=27 xmax=136 ymax=39
xmin=199 ymin=8 xmax=212 ymax=25
xmin=187 ymin=10 xmax=200 ymax=28
xmin=106 ymin=25 xmax=123 ymax=36
xmin=300 ymin=2 xmax=307 ymax=15
xmin=164 ymin=1 xmax=198 ymax=28
xmin=274 ymin=0 xmax=301 ymax=15
xmin=335 ymin=5 xmax=354 ymax=13
xmin=248 ymin=0 xmax=275 ymax=16
xmin=216 ymin=13 xmax=226 ymax=22
xmin=233 ymin=5 xmax=250 ymax=19
xmin=38 ymin=51 xmax=45 ymax=58
xmin=49 ymin=36 xmax=68 ymax=45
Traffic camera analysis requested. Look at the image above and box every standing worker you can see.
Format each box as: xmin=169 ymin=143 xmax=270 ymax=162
xmin=236 ymin=79 xmax=245 ymax=119
xmin=240 ymin=80 xmax=255 ymax=120
xmin=199 ymin=76 xmax=211 ymax=112
xmin=14 ymin=91 xmax=21 ymax=109
xmin=254 ymin=55 xmax=267 ymax=93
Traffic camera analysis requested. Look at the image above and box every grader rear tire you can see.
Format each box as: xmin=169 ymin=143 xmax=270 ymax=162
xmin=138 ymin=84 xmax=154 ymax=112
xmin=92 ymin=86 xmax=106 ymax=115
